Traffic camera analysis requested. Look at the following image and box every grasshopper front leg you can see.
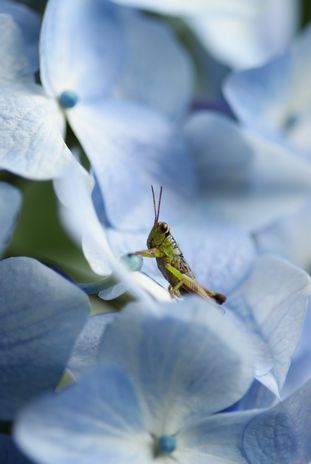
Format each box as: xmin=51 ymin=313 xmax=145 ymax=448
xmin=130 ymin=248 xmax=164 ymax=258
xmin=165 ymin=263 xmax=226 ymax=305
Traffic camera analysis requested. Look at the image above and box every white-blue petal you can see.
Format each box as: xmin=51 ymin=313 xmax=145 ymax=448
xmin=0 ymin=257 xmax=90 ymax=420
xmin=243 ymin=378 xmax=311 ymax=463
xmin=68 ymin=101 xmax=197 ymax=230
xmin=0 ymin=14 xmax=33 ymax=82
xmin=40 ymin=0 xmax=124 ymax=100
xmin=15 ymin=364 xmax=152 ymax=464
xmin=0 ymin=82 xmax=73 ymax=179
xmin=230 ymin=256 xmax=311 ymax=395
xmin=98 ymin=298 xmax=255 ymax=433
xmin=0 ymin=0 xmax=40 ymax=71
xmin=0 ymin=182 xmax=21 ymax=257
xmin=114 ymin=10 xmax=194 ymax=119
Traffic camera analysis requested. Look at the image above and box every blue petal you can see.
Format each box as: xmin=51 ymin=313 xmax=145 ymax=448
xmin=0 ymin=257 xmax=90 ymax=420
xmin=98 ymin=298 xmax=255 ymax=432
xmin=187 ymin=114 xmax=311 ymax=231
xmin=15 ymin=364 xmax=150 ymax=464
xmin=68 ymin=100 xmax=197 ymax=230
xmin=0 ymin=434 xmax=32 ymax=464
xmin=0 ymin=182 xmax=21 ymax=257
xmin=0 ymin=82 xmax=73 ymax=179
xmin=0 ymin=14 xmax=33 ymax=81
xmin=0 ymin=0 xmax=40 ymax=72
xmin=242 ymin=378 xmax=311 ymax=463
xmin=68 ymin=312 xmax=117 ymax=378
xmin=40 ymin=0 xmax=124 ymax=100
xmin=230 ymin=256 xmax=311 ymax=395
xmin=115 ymin=10 xmax=194 ymax=119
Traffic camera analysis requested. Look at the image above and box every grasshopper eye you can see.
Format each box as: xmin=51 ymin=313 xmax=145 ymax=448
xmin=159 ymin=223 xmax=169 ymax=233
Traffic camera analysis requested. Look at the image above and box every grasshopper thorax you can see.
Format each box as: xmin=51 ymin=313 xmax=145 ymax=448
xmin=147 ymin=222 xmax=170 ymax=249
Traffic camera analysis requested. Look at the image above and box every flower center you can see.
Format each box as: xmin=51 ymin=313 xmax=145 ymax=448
xmin=157 ymin=435 xmax=177 ymax=454
xmin=58 ymin=90 xmax=79 ymax=109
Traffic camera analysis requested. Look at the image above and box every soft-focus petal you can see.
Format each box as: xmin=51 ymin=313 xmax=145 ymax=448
xmin=68 ymin=101 xmax=196 ymax=230
xmin=242 ymin=378 xmax=311 ymax=463
xmin=0 ymin=257 xmax=90 ymax=420
xmin=98 ymin=298 xmax=255 ymax=433
xmin=68 ymin=312 xmax=117 ymax=378
xmin=15 ymin=364 xmax=152 ymax=464
xmin=40 ymin=0 xmax=123 ymax=100
xmin=0 ymin=434 xmax=32 ymax=464
xmin=0 ymin=182 xmax=21 ymax=257
xmin=114 ymin=10 xmax=194 ymax=119
xmin=189 ymin=0 xmax=300 ymax=69
xmin=230 ymin=256 xmax=311 ymax=395
xmin=0 ymin=82 xmax=73 ymax=179
xmin=0 ymin=14 xmax=33 ymax=82
xmin=0 ymin=0 xmax=40 ymax=71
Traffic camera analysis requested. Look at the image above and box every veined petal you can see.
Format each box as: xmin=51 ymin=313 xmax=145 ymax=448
xmin=40 ymin=0 xmax=124 ymax=100
xmin=98 ymin=298 xmax=255 ymax=433
xmin=242 ymin=378 xmax=311 ymax=463
xmin=114 ymin=10 xmax=194 ymax=119
xmin=68 ymin=101 xmax=197 ymax=230
xmin=15 ymin=364 xmax=153 ymax=464
xmin=0 ymin=14 xmax=33 ymax=82
xmin=0 ymin=257 xmax=90 ymax=420
xmin=0 ymin=182 xmax=21 ymax=257
xmin=0 ymin=0 xmax=40 ymax=71
xmin=0 ymin=82 xmax=72 ymax=179
xmin=230 ymin=256 xmax=311 ymax=395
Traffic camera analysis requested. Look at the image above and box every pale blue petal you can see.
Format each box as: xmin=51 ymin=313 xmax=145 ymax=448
xmin=177 ymin=410 xmax=257 ymax=464
xmin=0 ymin=257 xmax=90 ymax=420
xmin=40 ymin=0 xmax=123 ymax=100
xmin=188 ymin=0 xmax=299 ymax=69
xmin=15 ymin=364 xmax=152 ymax=464
xmin=0 ymin=0 xmax=40 ymax=71
xmin=68 ymin=101 xmax=197 ymax=230
xmin=68 ymin=313 xmax=117 ymax=378
xmin=242 ymin=378 xmax=311 ymax=463
xmin=0 ymin=14 xmax=33 ymax=82
xmin=0 ymin=182 xmax=21 ymax=257
xmin=230 ymin=256 xmax=311 ymax=395
xmin=0 ymin=82 xmax=73 ymax=179
xmin=0 ymin=434 xmax=32 ymax=464
xmin=196 ymin=129 xmax=311 ymax=232
xmin=110 ymin=0 xmax=261 ymax=17
xmin=114 ymin=10 xmax=194 ymax=119
xmin=98 ymin=298 xmax=255 ymax=433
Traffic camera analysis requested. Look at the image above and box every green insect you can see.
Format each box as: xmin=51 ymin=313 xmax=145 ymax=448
xmin=130 ymin=186 xmax=226 ymax=305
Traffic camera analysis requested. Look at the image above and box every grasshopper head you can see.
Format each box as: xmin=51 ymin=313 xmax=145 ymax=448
xmin=147 ymin=221 xmax=170 ymax=249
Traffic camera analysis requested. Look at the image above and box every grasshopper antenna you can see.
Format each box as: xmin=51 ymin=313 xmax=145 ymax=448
xmin=151 ymin=185 xmax=157 ymax=223
xmin=156 ymin=186 xmax=163 ymax=223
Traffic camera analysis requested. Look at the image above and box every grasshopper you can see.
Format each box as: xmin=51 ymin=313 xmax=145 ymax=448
xmin=130 ymin=186 xmax=226 ymax=305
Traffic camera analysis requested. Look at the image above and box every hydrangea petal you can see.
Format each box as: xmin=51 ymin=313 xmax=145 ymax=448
xmin=0 ymin=14 xmax=33 ymax=82
xmin=40 ymin=0 xmax=124 ymax=100
xmin=68 ymin=312 xmax=117 ymax=378
xmin=0 ymin=182 xmax=21 ymax=257
xmin=0 ymin=257 xmax=90 ymax=420
xmin=114 ymin=10 xmax=194 ymax=119
xmin=230 ymin=256 xmax=311 ymax=394
xmin=15 ymin=364 xmax=153 ymax=464
xmin=242 ymin=378 xmax=311 ymax=463
xmin=0 ymin=434 xmax=31 ymax=464
xmin=68 ymin=101 xmax=196 ymax=230
xmin=98 ymin=298 xmax=255 ymax=432
xmin=0 ymin=0 xmax=40 ymax=71
xmin=0 ymin=82 xmax=74 ymax=179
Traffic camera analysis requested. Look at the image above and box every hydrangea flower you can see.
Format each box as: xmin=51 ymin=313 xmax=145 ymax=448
xmin=225 ymin=25 xmax=311 ymax=160
xmin=0 ymin=0 xmax=193 ymax=183
xmin=0 ymin=256 xmax=90 ymax=420
xmin=0 ymin=182 xmax=21 ymax=257
xmin=14 ymin=299 xmax=311 ymax=463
